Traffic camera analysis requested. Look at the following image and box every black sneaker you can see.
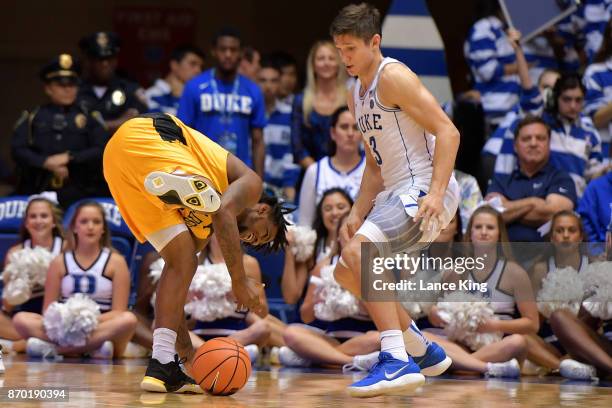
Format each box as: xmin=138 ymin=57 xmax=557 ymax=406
xmin=140 ymin=355 xmax=203 ymax=394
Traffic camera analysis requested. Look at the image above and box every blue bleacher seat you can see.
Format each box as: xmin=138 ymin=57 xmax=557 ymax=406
xmin=245 ymin=247 xmax=297 ymax=323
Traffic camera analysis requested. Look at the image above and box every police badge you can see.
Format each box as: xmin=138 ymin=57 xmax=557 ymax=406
xmin=74 ymin=113 xmax=87 ymax=128
xmin=111 ymin=89 xmax=126 ymax=106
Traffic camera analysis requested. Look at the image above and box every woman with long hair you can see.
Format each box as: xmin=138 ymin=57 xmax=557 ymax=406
xmin=298 ymin=106 xmax=365 ymax=227
xmin=291 ymin=40 xmax=347 ymax=171
xmin=1 ymin=196 xmax=64 ymax=351
xmin=524 ymin=210 xmax=589 ymax=374
xmin=280 ymin=214 xmax=379 ymax=369
xmin=425 ymin=206 xmax=539 ymax=377
xmin=12 ymin=201 xmax=137 ymax=358
xmin=282 ymin=188 xmax=353 ymax=305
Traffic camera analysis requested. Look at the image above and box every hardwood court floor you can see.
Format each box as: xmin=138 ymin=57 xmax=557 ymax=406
xmin=1 ymin=355 xmax=611 ymax=407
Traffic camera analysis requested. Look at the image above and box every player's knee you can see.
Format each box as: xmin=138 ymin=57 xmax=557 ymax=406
xmin=505 ymin=334 xmax=527 ymax=354
xmin=340 ymin=240 xmax=361 ymax=270
xmin=282 ymin=326 xmax=301 ymax=349
xmin=165 ymin=252 xmax=198 ymax=280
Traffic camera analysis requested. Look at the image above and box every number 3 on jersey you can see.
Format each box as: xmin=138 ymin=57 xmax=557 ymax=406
xmin=369 ymin=136 xmax=383 ymax=165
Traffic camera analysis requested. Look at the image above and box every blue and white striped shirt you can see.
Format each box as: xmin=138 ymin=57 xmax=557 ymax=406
xmin=581 ymin=0 xmax=612 ymax=63
xmin=584 ymin=57 xmax=612 ymax=145
xmin=144 ymin=79 xmax=179 ymax=115
xmin=464 ymin=16 xmax=520 ymax=124
xmin=485 ymin=110 xmax=603 ymax=196
xmin=263 ymin=100 xmax=300 ymax=191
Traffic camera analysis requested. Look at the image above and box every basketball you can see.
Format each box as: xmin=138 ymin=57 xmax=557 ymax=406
xmin=191 ymin=337 xmax=252 ymax=395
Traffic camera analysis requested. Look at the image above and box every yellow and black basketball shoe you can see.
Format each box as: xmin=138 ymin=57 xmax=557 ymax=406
xmin=140 ymin=355 xmax=203 ymax=394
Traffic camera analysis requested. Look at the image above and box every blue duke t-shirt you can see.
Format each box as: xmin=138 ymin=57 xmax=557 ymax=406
xmin=177 ymin=69 xmax=267 ymax=167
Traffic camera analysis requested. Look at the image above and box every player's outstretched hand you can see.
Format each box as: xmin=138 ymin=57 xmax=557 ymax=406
xmin=415 ymin=193 xmax=443 ymax=233
xmin=232 ymin=277 xmax=266 ymax=317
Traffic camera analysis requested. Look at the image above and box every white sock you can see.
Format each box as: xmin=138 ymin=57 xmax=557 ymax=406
xmin=152 ymin=328 xmax=177 ymax=364
xmin=380 ymin=330 xmax=409 ymax=362
xmin=402 ymin=321 xmax=430 ymax=357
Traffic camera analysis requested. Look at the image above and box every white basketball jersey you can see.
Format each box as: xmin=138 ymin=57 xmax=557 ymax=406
xmin=24 ymin=236 xmax=63 ymax=256
xmin=314 ymin=156 xmax=365 ymax=203
xmin=353 ymin=57 xmax=435 ymax=191
xmin=61 ymin=248 xmax=113 ymax=311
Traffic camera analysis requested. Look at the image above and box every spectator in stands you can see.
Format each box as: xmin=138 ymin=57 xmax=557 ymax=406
xmin=145 ymin=45 xmax=204 ymax=116
xmin=13 ymin=201 xmax=137 ymax=359
xmin=257 ymin=58 xmax=300 ymax=202
xmin=78 ymin=32 xmax=147 ymax=133
xmin=0 ymin=195 xmax=64 ymax=353
xmin=454 ymin=170 xmax=483 ymax=234
xmin=271 ymin=51 xmax=299 ymax=107
xmin=488 ymin=74 xmax=604 ymax=196
xmin=239 ymin=45 xmax=261 ymax=81
xmin=178 ymin=27 xmax=266 ymax=177
xmin=577 ymin=171 xmax=612 ymax=242
xmin=282 ymin=188 xmax=352 ymax=305
xmin=298 ymin=106 xmax=364 ymax=227
xmin=464 ymin=0 xmax=520 ymax=128
xmin=584 ymin=18 xmax=612 ymax=157
xmin=292 ymin=40 xmax=347 ymax=171
xmin=11 ymin=54 xmax=109 ymax=209
xmin=486 ymin=115 xmax=576 ymax=242
xmin=580 ymin=0 xmax=612 ymax=63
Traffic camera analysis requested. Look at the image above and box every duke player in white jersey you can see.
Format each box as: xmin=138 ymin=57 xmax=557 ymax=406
xmin=330 ymin=3 xmax=460 ymax=397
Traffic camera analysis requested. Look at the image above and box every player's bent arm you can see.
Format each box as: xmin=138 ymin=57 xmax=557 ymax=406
xmin=244 ymin=254 xmax=268 ymax=316
xmin=215 ymin=154 xmax=264 ymax=282
xmin=495 ymin=263 xmax=539 ymax=334
xmin=352 ymin=148 xmax=383 ymax=220
xmin=108 ymin=253 xmax=131 ymax=313
xmin=42 ymin=255 xmax=66 ymax=312
xmin=378 ymin=64 xmax=459 ymax=197
xmin=520 ymin=194 xmax=573 ymax=226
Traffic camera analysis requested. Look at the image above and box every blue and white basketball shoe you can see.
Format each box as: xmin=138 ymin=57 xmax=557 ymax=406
xmin=412 ymin=342 xmax=452 ymax=376
xmin=347 ymin=352 xmax=425 ymax=398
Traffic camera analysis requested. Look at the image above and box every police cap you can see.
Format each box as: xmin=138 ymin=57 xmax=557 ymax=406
xmin=39 ymin=54 xmax=80 ymax=84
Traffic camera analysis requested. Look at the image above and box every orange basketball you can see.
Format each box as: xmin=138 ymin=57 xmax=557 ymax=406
xmin=191 ymin=337 xmax=251 ymax=395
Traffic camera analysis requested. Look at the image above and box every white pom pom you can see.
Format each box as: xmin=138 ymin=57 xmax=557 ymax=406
xmin=184 ymin=263 xmax=235 ymax=322
xmin=2 ymin=247 xmax=54 ymax=305
xmin=43 ymin=294 xmax=100 ymax=347
xmin=582 ymin=261 xmax=612 ymax=320
xmin=313 ymin=265 xmax=360 ymax=321
xmin=148 ymin=258 xmax=165 ymax=285
xmin=437 ymin=291 xmax=502 ymax=351
xmin=288 ymin=225 xmax=317 ymax=262
xmin=537 ymin=266 xmax=584 ymax=318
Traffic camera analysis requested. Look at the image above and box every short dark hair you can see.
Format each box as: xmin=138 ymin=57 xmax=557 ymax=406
xmin=212 ymin=26 xmax=242 ymax=47
xmin=330 ymin=3 xmax=381 ymax=41
xmin=245 ymin=194 xmax=292 ymax=253
xmin=269 ymin=51 xmax=297 ymax=70
xmin=514 ymin=115 xmax=550 ymax=140
xmin=259 ymin=55 xmax=281 ymax=74
xmin=242 ymin=45 xmax=258 ymax=62
xmin=170 ymin=44 xmax=205 ymax=63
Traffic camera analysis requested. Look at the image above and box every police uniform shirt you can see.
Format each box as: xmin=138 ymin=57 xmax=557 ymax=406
xmin=487 ymin=162 xmax=577 ymax=242
xmin=11 ymin=103 xmax=108 ymax=200
xmin=78 ymin=76 xmax=147 ymax=121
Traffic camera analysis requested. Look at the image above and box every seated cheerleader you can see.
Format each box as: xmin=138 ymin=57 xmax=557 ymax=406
xmin=280 ymin=214 xmax=380 ymax=370
xmin=425 ymin=205 xmax=539 ymax=377
xmin=1 ymin=194 xmax=65 ymax=353
xmin=524 ymin=210 xmax=590 ymax=374
xmin=12 ymin=200 xmax=137 ymax=358
xmin=277 ymin=188 xmax=354 ymax=365
xmin=188 ymin=234 xmax=276 ymax=362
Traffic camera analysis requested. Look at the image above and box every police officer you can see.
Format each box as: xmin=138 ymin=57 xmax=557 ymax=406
xmin=78 ymin=31 xmax=147 ymax=133
xmin=11 ymin=54 xmax=109 ymax=209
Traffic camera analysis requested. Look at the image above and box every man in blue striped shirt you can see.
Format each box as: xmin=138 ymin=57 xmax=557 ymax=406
xmin=464 ymin=2 xmax=520 ymax=126
xmin=257 ymin=59 xmax=299 ymax=202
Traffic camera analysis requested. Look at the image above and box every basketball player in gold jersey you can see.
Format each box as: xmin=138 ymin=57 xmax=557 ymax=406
xmin=104 ymin=112 xmax=289 ymax=393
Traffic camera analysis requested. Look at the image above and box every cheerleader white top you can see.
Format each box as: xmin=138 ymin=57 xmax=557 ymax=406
xmin=61 ymin=248 xmax=113 ymax=312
